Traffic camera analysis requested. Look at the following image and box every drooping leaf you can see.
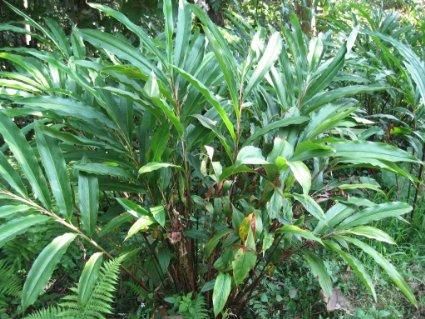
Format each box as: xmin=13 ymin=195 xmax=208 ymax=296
xmin=0 ymin=113 xmax=50 ymax=207
xmin=232 ymin=247 xmax=256 ymax=285
xmin=77 ymin=252 xmax=104 ymax=306
xmin=22 ymin=233 xmax=77 ymax=310
xmin=0 ymin=215 xmax=50 ymax=247
xmin=236 ymin=146 xmax=268 ymax=165
xmin=293 ymin=193 xmax=325 ymax=221
xmin=303 ymin=251 xmax=333 ymax=298
xmin=325 ymin=240 xmax=376 ymax=301
xmin=138 ymin=162 xmax=179 ymax=175
xmin=213 ymin=272 xmax=232 ymax=317
xmin=0 ymin=151 xmax=27 ymax=197
xmin=288 ymin=161 xmax=311 ymax=194
xmin=342 ymin=236 xmax=417 ymax=306
xmin=36 ymin=128 xmax=73 ymax=219
xmin=245 ymin=32 xmax=282 ymax=95
xmin=340 ymin=226 xmax=395 ymax=244
xmin=279 ymin=225 xmax=323 ymax=244
xmin=125 ymin=216 xmax=154 ymax=240
xmin=337 ymin=202 xmax=411 ymax=229
xmin=78 ymin=172 xmax=99 ymax=236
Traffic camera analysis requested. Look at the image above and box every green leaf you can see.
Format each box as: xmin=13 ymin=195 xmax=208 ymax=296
xmin=116 ymin=198 xmax=150 ymax=218
xmin=74 ymin=163 xmax=132 ymax=179
xmin=342 ymin=236 xmax=417 ymax=306
xmin=0 ymin=204 xmax=31 ymax=219
xmin=172 ymin=65 xmax=236 ymax=141
xmin=337 ymin=202 xmax=411 ymax=229
xmin=36 ymin=128 xmax=73 ymax=219
xmin=213 ymin=272 xmax=232 ymax=317
xmin=340 ymin=226 xmax=395 ymax=244
xmin=87 ymin=3 xmax=165 ymax=64
xmin=125 ymin=216 xmax=154 ymax=240
xmin=173 ymin=0 xmax=191 ymax=67
xmin=190 ymin=4 xmax=239 ymax=116
xmin=303 ymin=85 xmax=386 ymax=113
xmin=0 ymin=113 xmax=50 ymax=207
xmin=374 ymin=33 xmax=425 ymax=116
xmin=304 ymin=44 xmax=347 ymax=102
xmin=78 ymin=173 xmax=99 ymax=236
xmin=245 ymin=32 xmax=282 ymax=95
xmin=98 ymin=213 xmax=132 ymax=238
xmin=303 ymin=251 xmax=333 ymax=298
xmin=325 ymin=240 xmax=376 ymax=301
xmin=236 ymin=146 xmax=268 ymax=165
xmin=0 ymin=215 xmax=49 ymax=247
xmin=77 ymin=252 xmax=104 ymax=306
xmin=244 ymin=116 xmax=308 ymax=145
xmin=163 ymin=0 xmax=174 ymax=63
xmin=205 ymin=229 xmax=232 ymax=258
xmin=288 ymin=161 xmax=311 ymax=194
xmin=80 ymin=29 xmax=158 ymax=77
xmin=0 ymin=151 xmax=27 ymax=197
xmin=292 ymin=193 xmax=325 ymax=221
xmin=232 ymin=247 xmax=256 ymax=285
xmin=150 ymin=206 xmax=166 ymax=227
xmin=138 ymin=162 xmax=179 ymax=175
xmin=330 ymin=141 xmax=418 ymax=163
xmin=22 ymin=233 xmax=77 ymax=310
xmin=279 ymin=225 xmax=323 ymax=245
xmin=17 ymin=96 xmax=116 ymax=130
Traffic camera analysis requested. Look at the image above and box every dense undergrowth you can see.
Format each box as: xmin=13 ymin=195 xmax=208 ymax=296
xmin=0 ymin=0 xmax=424 ymax=318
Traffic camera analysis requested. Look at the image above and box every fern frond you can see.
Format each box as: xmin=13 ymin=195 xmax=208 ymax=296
xmin=59 ymin=257 xmax=122 ymax=319
xmin=0 ymin=259 xmax=21 ymax=297
xmin=190 ymin=294 xmax=208 ymax=319
xmin=23 ymin=306 xmax=63 ymax=319
xmin=24 ymin=257 xmax=123 ymax=319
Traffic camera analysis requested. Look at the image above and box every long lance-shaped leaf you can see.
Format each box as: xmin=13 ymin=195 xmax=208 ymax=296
xmin=16 ymin=96 xmax=116 ymax=130
xmin=304 ymin=44 xmax=347 ymax=102
xmin=342 ymin=236 xmax=417 ymax=306
xmin=163 ymin=0 xmax=174 ymax=63
xmin=293 ymin=193 xmax=326 ymax=221
xmin=330 ymin=141 xmax=418 ymax=163
xmin=0 ymin=113 xmax=50 ymax=207
xmin=303 ymin=251 xmax=333 ymax=298
xmin=244 ymin=116 xmax=308 ymax=145
xmin=78 ymin=172 xmax=99 ymax=236
xmin=0 ymin=52 xmax=49 ymax=88
xmin=0 ymin=215 xmax=50 ymax=247
xmin=44 ymin=18 xmax=71 ymax=57
xmin=245 ymin=32 xmax=282 ymax=96
xmin=374 ymin=33 xmax=425 ymax=114
xmin=0 ymin=151 xmax=27 ymax=197
xmin=279 ymin=225 xmax=323 ymax=244
xmin=339 ymin=226 xmax=395 ymax=245
xmin=36 ymin=128 xmax=73 ymax=219
xmin=172 ymin=66 xmax=236 ymax=140
xmin=0 ymin=204 xmax=31 ymax=219
xmin=22 ymin=233 xmax=77 ymax=310
xmin=190 ymin=4 xmax=240 ymax=115
xmin=87 ymin=3 xmax=165 ymax=64
xmin=79 ymin=29 xmax=160 ymax=79
xmin=174 ymin=0 xmax=191 ymax=67
xmin=303 ymin=85 xmax=386 ymax=113
xmin=337 ymin=202 xmax=411 ymax=229
xmin=325 ymin=240 xmax=376 ymax=301
xmin=77 ymin=252 xmax=104 ymax=306
xmin=213 ymin=272 xmax=232 ymax=317
xmin=3 ymin=1 xmax=64 ymax=53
